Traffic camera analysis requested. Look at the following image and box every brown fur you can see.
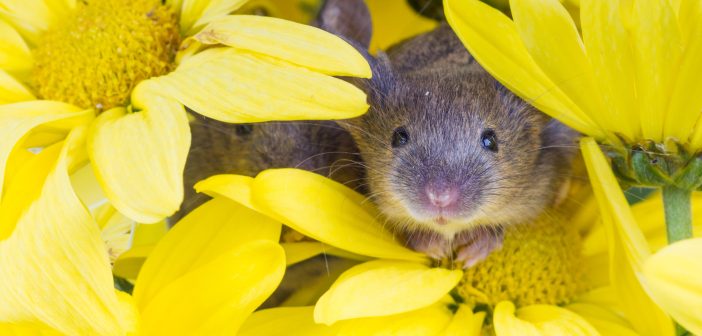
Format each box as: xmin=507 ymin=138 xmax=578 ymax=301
xmin=176 ymin=116 xmax=363 ymax=220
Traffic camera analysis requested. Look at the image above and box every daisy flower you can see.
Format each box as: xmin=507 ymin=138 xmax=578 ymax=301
xmin=0 ymin=0 xmax=371 ymax=233
xmin=444 ymin=0 xmax=702 ymax=333
xmin=193 ymin=168 xmax=675 ymax=335
xmin=0 ymin=130 xmax=286 ymax=334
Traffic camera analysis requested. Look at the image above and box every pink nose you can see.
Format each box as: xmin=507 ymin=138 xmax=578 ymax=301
xmin=425 ymin=185 xmax=459 ymax=208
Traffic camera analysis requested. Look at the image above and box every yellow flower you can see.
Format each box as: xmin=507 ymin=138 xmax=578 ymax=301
xmin=0 ymin=0 xmax=371 ymax=232
xmin=0 ymin=129 xmax=285 ymax=334
xmin=195 ymin=168 xmax=659 ymax=335
xmin=444 ymin=0 xmax=702 ymax=333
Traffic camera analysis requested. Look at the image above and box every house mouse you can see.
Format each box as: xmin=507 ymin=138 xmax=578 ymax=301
xmin=181 ymin=0 xmax=576 ymax=269
xmin=319 ymin=0 xmax=577 ymax=268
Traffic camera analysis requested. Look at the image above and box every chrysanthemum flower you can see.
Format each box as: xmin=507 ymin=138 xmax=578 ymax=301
xmin=444 ymin=0 xmax=702 ymax=333
xmin=195 ymin=168 xmax=688 ymax=335
xmin=0 ymin=0 xmax=371 ymax=232
xmin=0 ymin=130 xmax=285 ymax=334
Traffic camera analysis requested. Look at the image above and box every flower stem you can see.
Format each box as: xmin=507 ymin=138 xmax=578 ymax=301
xmin=662 ymin=186 xmax=693 ymax=244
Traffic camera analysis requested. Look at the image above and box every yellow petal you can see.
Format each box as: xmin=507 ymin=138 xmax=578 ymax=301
xmin=156 ymin=48 xmax=368 ymax=123
xmin=195 ymin=174 xmax=256 ymax=210
xmin=314 ymin=260 xmax=462 ymax=324
xmin=335 ymin=303 xmax=454 ymax=336
xmin=676 ymin=0 xmax=702 ymax=147
xmin=133 ymin=197 xmax=281 ymax=309
xmin=279 ymin=258 xmax=359 ymax=307
xmin=195 ymin=15 xmax=371 ymax=78
xmin=0 ymin=101 xmax=92 ymax=237
xmin=0 ymin=128 xmax=133 ymax=335
xmin=580 ymin=137 xmax=674 ymax=336
xmin=366 ymin=0 xmax=438 ymax=53
xmin=444 ymin=0 xmax=599 ymax=137
xmin=0 ymin=322 xmax=61 ymax=335
xmin=239 ymin=306 xmax=339 ymax=336
xmin=87 ymin=81 xmax=190 ymax=223
xmin=0 ymin=0 xmax=51 ymax=45
xmin=178 ymin=0 xmax=248 ymax=36
xmin=0 ymin=70 xmax=33 ymax=103
xmin=630 ymin=0 xmax=682 ymax=141
xmin=443 ymin=304 xmax=484 ymax=336
xmin=251 ymin=168 xmax=426 ymax=262
xmin=112 ymin=222 xmax=169 ymax=280
xmin=643 ymin=238 xmax=702 ymax=335
xmin=510 ymin=0 xmax=607 ymax=136
xmin=113 ymin=245 xmax=152 ymax=280
xmin=566 ymin=303 xmax=639 ymax=336
xmin=494 ymin=301 xmax=600 ymax=336
xmin=580 ymin=0 xmax=639 ymax=141
xmin=0 ymin=20 xmax=31 ymax=78
xmin=138 ymin=240 xmax=285 ymax=335
xmin=283 ymin=242 xmax=331 ymax=266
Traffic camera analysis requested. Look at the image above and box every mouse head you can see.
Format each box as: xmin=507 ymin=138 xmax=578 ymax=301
xmin=320 ymin=0 xmax=576 ymax=238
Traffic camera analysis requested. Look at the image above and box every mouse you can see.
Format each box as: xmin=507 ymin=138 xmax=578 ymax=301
xmin=319 ymin=0 xmax=577 ymax=268
xmin=180 ymin=0 xmax=577 ymax=269
xmin=178 ymin=117 xmax=364 ymax=221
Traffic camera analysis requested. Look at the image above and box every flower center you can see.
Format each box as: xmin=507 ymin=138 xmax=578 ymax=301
xmin=32 ymin=0 xmax=180 ymax=110
xmin=457 ymin=212 xmax=588 ymax=311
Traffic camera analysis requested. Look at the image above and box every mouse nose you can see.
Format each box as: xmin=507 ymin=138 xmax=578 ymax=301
xmin=425 ymin=184 xmax=459 ymax=208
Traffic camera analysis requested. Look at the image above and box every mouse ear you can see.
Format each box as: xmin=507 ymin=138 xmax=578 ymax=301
xmin=316 ymin=0 xmax=372 ymax=50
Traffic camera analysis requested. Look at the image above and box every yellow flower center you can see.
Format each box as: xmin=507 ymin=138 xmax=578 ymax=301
xmin=457 ymin=211 xmax=588 ymax=311
xmin=32 ymin=0 xmax=180 ymax=110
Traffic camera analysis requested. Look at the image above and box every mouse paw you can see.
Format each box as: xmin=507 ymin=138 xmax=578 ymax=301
xmin=405 ymin=231 xmax=450 ymax=259
xmin=454 ymin=226 xmax=504 ymax=269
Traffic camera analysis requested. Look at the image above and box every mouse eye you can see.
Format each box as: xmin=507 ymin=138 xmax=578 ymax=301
xmin=480 ymin=129 xmax=498 ymax=152
xmin=235 ymin=124 xmax=253 ymax=136
xmin=392 ymin=126 xmax=410 ymax=148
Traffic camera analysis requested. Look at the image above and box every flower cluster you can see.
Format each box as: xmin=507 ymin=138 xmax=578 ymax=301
xmin=1 ymin=0 xmax=701 ymax=335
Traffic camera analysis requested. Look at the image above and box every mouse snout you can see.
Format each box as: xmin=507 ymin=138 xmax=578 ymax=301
xmin=425 ymin=183 xmax=459 ymax=209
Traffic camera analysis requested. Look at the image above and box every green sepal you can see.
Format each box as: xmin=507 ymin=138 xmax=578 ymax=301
xmin=631 ymin=149 xmax=673 ymax=186
xmin=673 ymin=155 xmax=702 ymax=190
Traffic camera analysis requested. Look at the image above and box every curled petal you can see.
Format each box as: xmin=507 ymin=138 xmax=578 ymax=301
xmin=643 ymin=238 xmax=702 ymax=335
xmin=314 ymin=260 xmax=462 ymax=324
xmin=494 ymin=301 xmax=600 ymax=336
xmin=250 ymin=169 xmax=425 ymax=262
xmin=156 ymin=48 xmax=369 ymax=123
xmin=87 ymin=81 xmax=190 ymax=223
xmin=195 ymin=15 xmax=371 ymax=78
xmin=581 ymin=138 xmax=674 ymax=336
xmin=195 ymin=174 xmax=255 ymax=210
xmin=0 ymin=100 xmax=92 ymax=237
xmin=0 ymin=128 xmax=133 ymax=335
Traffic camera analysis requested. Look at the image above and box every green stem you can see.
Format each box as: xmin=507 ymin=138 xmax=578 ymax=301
xmin=662 ymin=186 xmax=693 ymax=244
xmin=662 ymin=186 xmax=693 ymax=336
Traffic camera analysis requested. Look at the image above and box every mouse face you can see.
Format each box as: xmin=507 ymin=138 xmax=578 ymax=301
xmin=342 ymin=67 xmax=572 ymax=238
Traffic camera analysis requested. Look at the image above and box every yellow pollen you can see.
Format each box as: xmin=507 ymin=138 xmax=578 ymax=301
xmin=32 ymin=0 xmax=180 ymax=110
xmin=457 ymin=211 xmax=588 ymax=311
